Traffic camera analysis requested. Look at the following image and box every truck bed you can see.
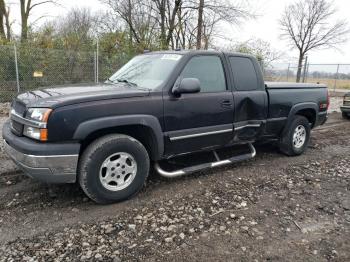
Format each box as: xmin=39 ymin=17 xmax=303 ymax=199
xmin=265 ymin=82 xmax=327 ymax=89
xmin=264 ymin=81 xmax=328 ymax=135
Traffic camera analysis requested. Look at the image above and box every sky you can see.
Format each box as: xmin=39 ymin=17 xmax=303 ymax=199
xmin=5 ymin=0 xmax=350 ymax=65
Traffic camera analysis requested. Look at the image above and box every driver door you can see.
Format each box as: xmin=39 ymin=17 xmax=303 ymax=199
xmin=163 ymin=55 xmax=234 ymax=156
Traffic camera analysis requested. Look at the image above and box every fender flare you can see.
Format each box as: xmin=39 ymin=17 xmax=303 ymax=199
xmin=73 ymin=115 xmax=164 ymax=159
xmin=283 ymin=102 xmax=318 ymax=134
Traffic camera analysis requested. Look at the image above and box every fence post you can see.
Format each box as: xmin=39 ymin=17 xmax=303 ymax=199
xmin=334 ymin=64 xmax=340 ymax=92
xmin=96 ymin=38 xmax=99 ymax=83
xmin=286 ymin=63 xmax=290 ymax=82
xmin=94 ymin=51 xmax=97 ymax=83
xmin=13 ymin=45 xmax=20 ymax=93
xmin=305 ymin=62 xmax=310 ymax=83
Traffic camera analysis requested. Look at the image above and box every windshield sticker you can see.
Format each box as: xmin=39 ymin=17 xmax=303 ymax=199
xmin=161 ymin=54 xmax=182 ymax=61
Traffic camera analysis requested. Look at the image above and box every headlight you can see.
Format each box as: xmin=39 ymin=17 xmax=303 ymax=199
xmin=26 ymin=108 xmax=52 ymax=122
xmin=23 ymin=108 xmax=51 ymax=141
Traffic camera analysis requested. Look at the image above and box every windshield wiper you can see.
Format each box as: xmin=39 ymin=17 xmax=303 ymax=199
xmin=116 ymin=78 xmax=138 ymax=87
xmin=106 ymin=78 xmax=149 ymax=90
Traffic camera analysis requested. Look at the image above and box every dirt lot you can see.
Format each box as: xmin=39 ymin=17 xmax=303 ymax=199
xmin=0 ymin=108 xmax=349 ymax=261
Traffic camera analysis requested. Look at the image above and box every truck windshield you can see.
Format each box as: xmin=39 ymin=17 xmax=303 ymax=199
xmin=108 ymin=54 xmax=182 ymax=90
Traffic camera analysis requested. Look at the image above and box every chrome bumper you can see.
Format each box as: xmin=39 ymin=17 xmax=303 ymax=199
xmin=4 ymin=140 xmax=78 ymax=183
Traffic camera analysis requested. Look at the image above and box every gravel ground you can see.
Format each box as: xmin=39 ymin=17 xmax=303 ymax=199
xmin=0 ymin=103 xmax=10 ymax=117
xmin=329 ymin=97 xmax=343 ymax=113
xmin=0 ymin=111 xmax=349 ymax=261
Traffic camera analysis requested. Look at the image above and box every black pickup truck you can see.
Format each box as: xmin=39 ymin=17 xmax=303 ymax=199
xmin=2 ymin=50 xmax=329 ymax=203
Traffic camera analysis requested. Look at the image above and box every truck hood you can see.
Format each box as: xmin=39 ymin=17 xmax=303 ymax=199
xmin=15 ymin=83 xmax=150 ymax=108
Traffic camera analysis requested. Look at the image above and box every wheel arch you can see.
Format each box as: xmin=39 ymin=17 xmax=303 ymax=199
xmin=74 ymin=115 xmax=164 ymax=160
xmin=279 ymin=102 xmax=318 ymax=138
xmin=287 ymin=103 xmax=318 ymax=128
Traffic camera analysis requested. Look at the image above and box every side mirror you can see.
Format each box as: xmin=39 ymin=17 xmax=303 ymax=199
xmin=173 ymin=78 xmax=201 ymax=95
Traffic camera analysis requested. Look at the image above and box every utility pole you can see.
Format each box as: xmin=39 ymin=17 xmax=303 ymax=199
xmin=334 ymin=64 xmax=340 ymax=92
xmin=302 ymin=56 xmax=308 ymax=83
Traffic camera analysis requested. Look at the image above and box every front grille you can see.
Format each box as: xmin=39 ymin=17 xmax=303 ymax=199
xmin=10 ymin=100 xmax=26 ymax=136
xmin=344 ymin=100 xmax=350 ymax=106
xmin=10 ymin=120 xmax=23 ymax=135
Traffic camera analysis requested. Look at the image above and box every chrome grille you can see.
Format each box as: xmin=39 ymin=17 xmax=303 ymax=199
xmin=10 ymin=100 xmax=26 ymax=136
xmin=10 ymin=119 xmax=23 ymax=135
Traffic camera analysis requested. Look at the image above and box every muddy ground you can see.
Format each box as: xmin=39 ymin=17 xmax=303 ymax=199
xmin=0 ymin=106 xmax=349 ymax=261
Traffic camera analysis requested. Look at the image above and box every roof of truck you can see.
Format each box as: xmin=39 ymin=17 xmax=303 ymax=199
xmin=144 ymin=49 xmax=255 ymax=58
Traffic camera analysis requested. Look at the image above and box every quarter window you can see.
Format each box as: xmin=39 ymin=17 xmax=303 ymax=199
xmin=181 ymin=56 xmax=226 ymax=92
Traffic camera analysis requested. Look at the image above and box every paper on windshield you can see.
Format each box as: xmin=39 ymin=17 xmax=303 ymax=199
xmin=161 ymin=54 xmax=182 ymax=61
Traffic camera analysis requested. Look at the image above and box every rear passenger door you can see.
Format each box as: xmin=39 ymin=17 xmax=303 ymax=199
xmin=228 ymin=56 xmax=268 ymax=141
xmin=163 ymin=55 xmax=234 ymax=155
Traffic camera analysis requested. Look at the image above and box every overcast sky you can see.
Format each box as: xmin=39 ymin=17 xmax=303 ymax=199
xmin=6 ymin=0 xmax=350 ymax=65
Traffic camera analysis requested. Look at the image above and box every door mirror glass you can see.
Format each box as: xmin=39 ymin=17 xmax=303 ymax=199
xmin=173 ymin=78 xmax=201 ymax=95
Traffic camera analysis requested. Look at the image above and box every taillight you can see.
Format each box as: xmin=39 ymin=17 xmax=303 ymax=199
xmin=319 ymin=90 xmax=330 ymax=110
xmin=327 ymin=90 xmax=330 ymax=110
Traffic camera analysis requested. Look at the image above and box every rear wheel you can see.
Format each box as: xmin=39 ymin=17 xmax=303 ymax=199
xmin=78 ymin=134 xmax=150 ymax=204
xmin=279 ymin=116 xmax=311 ymax=156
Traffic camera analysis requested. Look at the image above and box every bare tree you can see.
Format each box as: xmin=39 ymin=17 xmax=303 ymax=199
xmin=234 ymin=38 xmax=283 ymax=68
xmin=153 ymin=0 xmax=182 ymax=49
xmin=0 ymin=0 xmax=6 ymax=39
xmin=196 ymin=0 xmax=204 ymax=49
xmin=101 ymin=0 xmax=157 ymax=49
xmin=100 ymin=0 xmax=252 ymax=51
xmin=192 ymin=0 xmax=253 ymax=49
xmin=0 ymin=0 xmax=11 ymax=40
xmin=20 ymin=0 xmax=56 ymax=42
xmin=57 ymin=8 xmax=96 ymax=50
xmin=280 ymin=0 xmax=349 ymax=82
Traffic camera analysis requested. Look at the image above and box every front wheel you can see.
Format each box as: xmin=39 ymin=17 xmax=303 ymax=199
xmin=78 ymin=134 xmax=150 ymax=204
xmin=279 ymin=116 xmax=311 ymax=156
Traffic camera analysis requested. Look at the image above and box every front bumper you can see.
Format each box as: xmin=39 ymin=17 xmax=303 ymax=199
xmin=2 ymin=120 xmax=80 ymax=183
xmin=340 ymin=106 xmax=350 ymax=114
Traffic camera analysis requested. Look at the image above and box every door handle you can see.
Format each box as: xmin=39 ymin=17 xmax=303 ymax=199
xmin=221 ymin=100 xmax=232 ymax=108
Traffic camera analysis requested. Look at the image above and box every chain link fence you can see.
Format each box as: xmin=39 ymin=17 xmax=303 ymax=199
xmin=264 ymin=62 xmax=350 ymax=91
xmin=0 ymin=45 xmax=132 ymax=102
xmin=2 ymin=45 xmax=350 ymax=102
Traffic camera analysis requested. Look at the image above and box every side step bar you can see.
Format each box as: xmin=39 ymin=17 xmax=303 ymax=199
xmin=155 ymin=143 xmax=256 ymax=178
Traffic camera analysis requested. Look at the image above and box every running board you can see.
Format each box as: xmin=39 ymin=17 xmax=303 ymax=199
xmin=155 ymin=143 xmax=256 ymax=178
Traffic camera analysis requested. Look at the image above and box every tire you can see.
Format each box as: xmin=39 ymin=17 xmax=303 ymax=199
xmin=342 ymin=112 xmax=350 ymax=119
xmin=78 ymin=134 xmax=150 ymax=204
xmin=279 ymin=115 xmax=311 ymax=156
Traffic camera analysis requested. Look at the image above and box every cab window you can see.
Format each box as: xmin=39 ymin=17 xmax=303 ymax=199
xmin=181 ymin=56 xmax=227 ymax=92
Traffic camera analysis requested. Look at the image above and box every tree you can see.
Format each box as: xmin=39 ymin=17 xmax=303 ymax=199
xmin=58 ymin=8 xmax=96 ymax=51
xmin=153 ymin=0 xmax=182 ymax=49
xmin=193 ymin=0 xmax=253 ymax=49
xmin=235 ymin=39 xmax=283 ymax=68
xmin=101 ymin=0 xmax=253 ymax=51
xmin=0 ymin=0 xmax=11 ymax=41
xmin=101 ymin=0 xmax=158 ymax=51
xmin=196 ymin=0 xmax=204 ymax=49
xmin=280 ymin=0 xmax=349 ymax=82
xmin=20 ymin=0 xmax=56 ymax=42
